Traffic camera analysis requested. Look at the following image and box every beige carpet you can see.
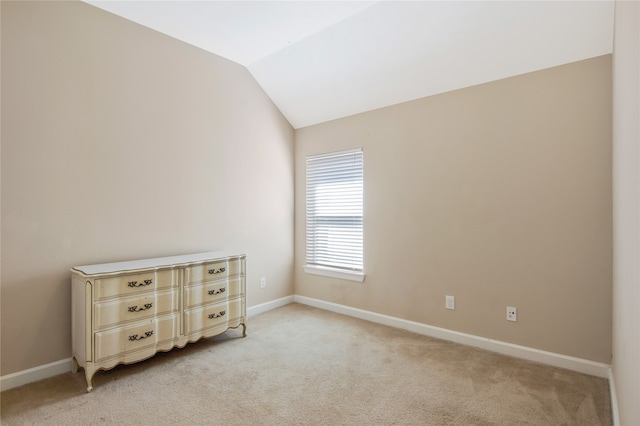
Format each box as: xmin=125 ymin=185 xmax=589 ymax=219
xmin=1 ymin=303 xmax=611 ymax=425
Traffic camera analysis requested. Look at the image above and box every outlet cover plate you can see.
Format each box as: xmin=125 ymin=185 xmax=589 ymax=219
xmin=507 ymin=307 xmax=517 ymax=322
xmin=446 ymin=295 xmax=455 ymax=310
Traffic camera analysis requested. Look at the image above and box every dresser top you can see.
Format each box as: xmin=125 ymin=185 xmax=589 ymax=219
xmin=72 ymin=250 xmax=245 ymax=276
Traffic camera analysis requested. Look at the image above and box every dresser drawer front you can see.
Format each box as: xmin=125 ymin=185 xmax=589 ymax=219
xmin=94 ymin=314 xmax=179 ymax=361
xmin=94 ymin=289 xmax=179 ymax=330
xmin=183 ymin=277 xmax=242 ymax=309
xmin=184 ymin=298 xmax=242 ymax=336
xmin=94 ymin=270 xmax=176 ymax=300
xmin=186 ymin=258 xmax=242 ymax=285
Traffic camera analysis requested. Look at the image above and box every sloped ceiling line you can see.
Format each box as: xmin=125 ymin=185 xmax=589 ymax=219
xmin=85 ymin=1 xmax=614 ymax=129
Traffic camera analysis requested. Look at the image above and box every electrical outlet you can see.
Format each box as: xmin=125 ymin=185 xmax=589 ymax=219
xmin=260 ymin=277 xmax=266 ymax=289
xmin=507 ymin=307 xmax=517 ymax=322
xmin=446 ymin=295 xmax=455 ymax=310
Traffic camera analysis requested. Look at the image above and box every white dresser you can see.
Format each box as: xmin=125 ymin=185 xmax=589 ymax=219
xmin=71 ymin=251 xmax=246 ymax=392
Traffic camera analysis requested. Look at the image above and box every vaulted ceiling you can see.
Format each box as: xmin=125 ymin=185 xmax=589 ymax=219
xmin=85 ymin=1 xmax=614 ymax=129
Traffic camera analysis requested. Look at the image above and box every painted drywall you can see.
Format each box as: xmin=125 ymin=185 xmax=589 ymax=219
xmin=1 ymin=1 xmax=294 ymax=375
xmin=612 ymin=0 xmax=640 ymax=423
xmin=295 ymin=55 xmax=612 ymax=363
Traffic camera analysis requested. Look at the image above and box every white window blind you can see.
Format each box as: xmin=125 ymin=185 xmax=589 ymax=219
xmin=306 ymin=148 xmax=363 ymax=272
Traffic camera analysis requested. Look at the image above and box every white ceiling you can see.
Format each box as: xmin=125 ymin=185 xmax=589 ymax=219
xmin=85 ymin=1 xmax=614 ymax=129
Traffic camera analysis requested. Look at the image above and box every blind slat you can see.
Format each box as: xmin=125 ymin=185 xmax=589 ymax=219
xmin=306 ymin=149 xmax=363 ymax=272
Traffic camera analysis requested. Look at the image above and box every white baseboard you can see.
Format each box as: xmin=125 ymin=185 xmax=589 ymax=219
xmin=1 ymin=295 xmax=295 ymax=393
xmin=247 ymin=295 xmax=295 ymax=317
xmin=1 ymin=294 xmax=611 ymax=393
xmin=1 ymin=358 xmax=72 ymax=392
xmin=294 ymin=295 xmax=611 ymax=378
xmin=609 ymin=367 xmax=620 ymax=425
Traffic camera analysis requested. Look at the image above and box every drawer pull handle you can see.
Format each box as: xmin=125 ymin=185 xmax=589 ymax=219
xmin=208 ymin=288 xmax=226 ymax=296
xmin=128 ymin=303 xmax=153 ymax=313
xmin=128 ymin=279 xmax=153 ymax=288
xmin=128 ymin=330 xmax=153 ymax=341
xmin=208 ymin=267 xmax=226 ymax=275
xmin=208 ymin=310 xmax=226 ymax=319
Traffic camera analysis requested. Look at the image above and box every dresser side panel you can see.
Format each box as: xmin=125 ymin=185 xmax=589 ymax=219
xmin=71 ymin=274 xmax=90 ymax=364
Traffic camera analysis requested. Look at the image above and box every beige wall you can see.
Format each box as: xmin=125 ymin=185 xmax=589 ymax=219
xmin=295 ymin=55 xmax=612 ymax=363
xmin=1 ymin=1 xmax=294 ymax=375
xmin=612 ymin=0 xmax=640 ymax=423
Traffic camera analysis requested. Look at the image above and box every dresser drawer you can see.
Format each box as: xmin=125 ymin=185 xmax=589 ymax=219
xmin=183 ymin=277 xmax=242 ymax=309
xmin=94 ymin=314 xmax=179 ymax=362
xmin=93 ymin=270 xmax=176 ymax=300
xmin=184 ymin=298 xmax=242 ymax=336
xmin=94 ymin=289 xmax=179 ymax=330
xmin=186 ymin=258 xmax=242 ymax=285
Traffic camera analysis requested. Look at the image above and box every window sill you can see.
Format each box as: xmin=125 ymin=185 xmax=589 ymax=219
xmin=303 ymin=265 xmax=365 ymax=282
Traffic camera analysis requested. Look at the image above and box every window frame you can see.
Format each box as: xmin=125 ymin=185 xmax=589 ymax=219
xmin=304 ymin=148 xmax=365 ymax=282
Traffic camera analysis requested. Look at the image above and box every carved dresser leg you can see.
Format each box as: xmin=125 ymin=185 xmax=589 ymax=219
xmin=85 ymin=370 xmax=94 ymax=392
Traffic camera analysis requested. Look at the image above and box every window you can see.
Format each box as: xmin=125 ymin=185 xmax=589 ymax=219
xmin=304 ymin=148 xmax=364 ymax=282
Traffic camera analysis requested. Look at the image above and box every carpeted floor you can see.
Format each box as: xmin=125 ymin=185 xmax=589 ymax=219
xmin=1 ymin=303 xmax=611 ymax=425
